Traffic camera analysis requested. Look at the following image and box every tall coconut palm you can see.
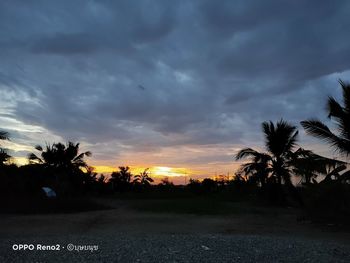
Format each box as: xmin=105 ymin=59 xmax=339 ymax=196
xmin=28 ymin=141 xmax=91 ymax=172
xmin=236 ymin=120 xmax=298 ymax=185
xmin=301 ymin=80 xmax=350 ymax=156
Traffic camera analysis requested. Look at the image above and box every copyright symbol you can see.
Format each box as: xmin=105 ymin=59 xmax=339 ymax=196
xmin=67 ymin=244 xmax=74 ymax=251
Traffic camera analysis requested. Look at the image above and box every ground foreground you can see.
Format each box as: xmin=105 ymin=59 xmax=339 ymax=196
xmin=0 ymin=198 xmax=349 ymax=262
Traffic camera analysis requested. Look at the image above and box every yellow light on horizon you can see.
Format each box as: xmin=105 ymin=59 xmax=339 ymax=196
xmin=92 ymin=165 xmax=148 ymax=175
xmin=92 ymin=165 xmax=189 ymax=178
xmin=152 ymin=166 xmax=187 ymax=177
xmin=92 ymin=165 xmax=116 ymax=174
xmin=12 ymin=157 xmax=28 ymax=166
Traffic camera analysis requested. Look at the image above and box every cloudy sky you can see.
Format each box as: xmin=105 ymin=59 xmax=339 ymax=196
xmin=1 ymin=0 xmax=350 ymax=181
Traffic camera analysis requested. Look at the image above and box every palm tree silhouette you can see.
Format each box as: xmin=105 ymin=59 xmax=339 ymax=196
xmin=236 ymin=120 xmax=298 ymax=185
xmin=0 ymin=130 xmax=11 ymax=165
xmin=301 ymin=80 xmax=350 ymax=156
xmin=28 ymin=142 xmax=91 ymax=172
xmin=133 ymin=168 xmax=154 ymax=186
xmin=109 ymin=166 xmax=133 ymax=192
xmin=290 ymin=148 xmax=345 ymax=185
xmin=0 ymin=131 xmax=9 ymax=141
xmin=236 ymin=150 xmax=271 ymax=187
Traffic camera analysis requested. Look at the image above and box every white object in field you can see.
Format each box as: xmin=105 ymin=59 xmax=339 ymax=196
xmin=201 ymin=245 xmax=210 ymax=250
xmin=42 ymin=187 xmax=57 ymax=198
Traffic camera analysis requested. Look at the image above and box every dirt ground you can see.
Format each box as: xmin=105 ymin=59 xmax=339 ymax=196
xmin=1 ymin=198 xmax=350 ymax=262
xmin=1 ymin=198 xmax=349 ymax=243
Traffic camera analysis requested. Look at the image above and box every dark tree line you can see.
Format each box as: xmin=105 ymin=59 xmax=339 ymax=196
xmin=0 ymin=80 xmax=349 ymax=214
xmin=235 ymin=80 xmax=350 ymax=186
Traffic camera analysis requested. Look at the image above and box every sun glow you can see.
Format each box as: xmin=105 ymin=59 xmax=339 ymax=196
xmin=93 ymin=165 xmax=116 ymax=174
xmin=12 ymin=157 xmax=29 ymax=166
xmin=92 ymin=165 xmax=189 ymax=178
xmin=151 ymin=166 xmax=187 ymax=177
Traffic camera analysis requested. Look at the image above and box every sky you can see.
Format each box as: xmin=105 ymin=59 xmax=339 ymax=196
xmin=1 ymin=0 xmax=350 ymax=183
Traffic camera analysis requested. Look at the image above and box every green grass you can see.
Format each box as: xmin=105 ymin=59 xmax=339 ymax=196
xmin=125 ymin=196 xmax=276 ymax=215
xmin=0 ymin=196 xmax=111 ymax=214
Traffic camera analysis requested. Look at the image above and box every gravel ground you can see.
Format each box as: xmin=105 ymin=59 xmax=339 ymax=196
xmin=1 ymin=234 xmax=350 ymax=263
xmin=1 ymin=201 xmax=350 ymax=263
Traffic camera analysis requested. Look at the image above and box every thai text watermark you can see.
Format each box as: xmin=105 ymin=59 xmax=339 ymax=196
xmin=12 ymin=243 xmax=99 ymax=252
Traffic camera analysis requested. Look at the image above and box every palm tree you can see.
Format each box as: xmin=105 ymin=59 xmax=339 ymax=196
xmin=0 ymin=130 xmax=10 ymax=165
xmin=236 ymin=120 xmax=298 ymax=185
xmin=133 ymin=168 xmax=154 ymax=187
xmin=290 ymin=148 xmax=346 ymax=185
xmin=109 ymin=166 xmax=133 ymax=192
xmin=28 ymin=142 xmax=91 ymax=172
xmin=236 ymin=151 xmax=271 ymax=187
xmin=0 ymin=131 xmax=9 ymax=141
xmin=301 ymin=80 xmax=350 ymax=156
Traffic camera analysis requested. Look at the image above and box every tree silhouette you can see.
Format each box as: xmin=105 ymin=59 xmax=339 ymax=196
xmin=187 ymin=178 xmax=201 ymax=193
xmin=201 ymin=178 xmax=217 ymax=192
xmin=109 ymin=166 xmax=133 ymax=192
xmin=28 ymin=142 xmax=91 ymax=172
xmin=82 ymin=166 xmax=100 ymax=192
xmin=236 ymin=150 xmax=271 ymax=187
xmin=98 ymin=174 xmax=106 ymax=183
xmin=290 ymin=148 xmax=345 ymax=185
xmin=301 ymin=80 xmax=350 ymax=183
xmin=133 ymin=168 xmax=154 ymax=187
xmin=0 ymin=131 xmax=9 ymax=141
xmin=157 ymin=177 xmax=174 ymax=191
xmin=0 ymin=130 xmax=11 ymax=165
xmin=301 ymin=80 xmax=350 ymax=156
xmin=236 ymin=120 xmax=298 ymax=185
xmin=160 ymin=177 xmax=174 ymax=186
xmin=27 ymin=141 xmax=92 ymax=195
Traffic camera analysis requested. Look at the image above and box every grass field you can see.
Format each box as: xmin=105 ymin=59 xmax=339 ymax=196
xmin=124 ymin=196 xmax=285 ymax=216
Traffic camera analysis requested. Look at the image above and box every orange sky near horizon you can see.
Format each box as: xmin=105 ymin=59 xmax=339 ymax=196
xmin=10 ymin=154 xmax=242 ymax=185
xmin=91 ymin=164 xmax=241 ymax=184
xmin=4 ymin=132 xmax=337 ymax=185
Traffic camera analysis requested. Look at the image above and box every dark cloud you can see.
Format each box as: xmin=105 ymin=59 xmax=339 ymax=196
xmin=1 ymin=0 xmax=350 ymax=167
xmin=31 ymin=33 xmax=99 ymax=55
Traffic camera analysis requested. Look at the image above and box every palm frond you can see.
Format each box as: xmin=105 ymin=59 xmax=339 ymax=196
xmin=35 ymin=145 xmax=43 ymax=151
xmin=0 ymin=131 xmax=9 ymax=141
xmin=235 ymin=148 xmax=263 ymax=160
xmin=28 ymin=153 xmax=43 ymax=163
xmin=263 ymin=119 xmax=298 ymax=157
xmin=284 ymin=130 xmax=298 ymax=154
xmin=301 ymin=119 xmax=350 ymax=155
xmin=339 ymin=170 xmax=350 ymax=181
xmin=0 ymin=149 xmax=11 ymax=164
xmin=84 ymin=151 xmax=92 ymax=157
xmin=327 ymin=96 xmax=344 ymax=119
xmin=339 ymin=79 xmax=350 ymax=112
xmin=323 ymin=164 xmax=347 ymax=182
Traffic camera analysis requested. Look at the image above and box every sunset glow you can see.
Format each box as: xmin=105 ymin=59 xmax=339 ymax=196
xmin=1 ymin=2 xmax=350 ymax=261
xmin=151 ymin=166 xmax=188 ymax=177
xmin=0 ymin=0 xmax=347 ymax=186
xmin=93 ymin=165 xmax=190 ymax=178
